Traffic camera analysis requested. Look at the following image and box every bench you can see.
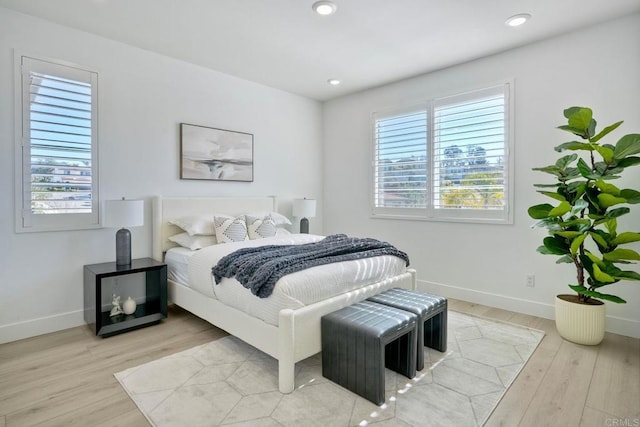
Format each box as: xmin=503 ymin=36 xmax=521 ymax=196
xmin=368 ymin=288 xmax=447 ymax=371
xmin=321 ymin=300 xmax=417 ymax=405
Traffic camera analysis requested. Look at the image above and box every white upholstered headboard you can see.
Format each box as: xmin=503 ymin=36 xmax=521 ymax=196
xmin=152 ymin=196 xmax=277 ymax=261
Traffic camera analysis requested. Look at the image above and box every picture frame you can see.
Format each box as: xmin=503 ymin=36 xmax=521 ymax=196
xmin=180 ymin=123 xmax=254 ymax=182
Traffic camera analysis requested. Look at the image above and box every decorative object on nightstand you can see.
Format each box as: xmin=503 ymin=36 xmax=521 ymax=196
xmin=123 ymin=296 xmax=137 ymax=315
xmin=103 ymin=198 xmax=144 ymax=267
xmin=110 ymin=294 xmax=123 ymax=317
xmin=293 ymin=198 xmax=316 ymax=234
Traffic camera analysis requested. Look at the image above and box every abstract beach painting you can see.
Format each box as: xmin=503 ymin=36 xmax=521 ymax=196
xmin=180 ymin=123 xmax=253 ymax=182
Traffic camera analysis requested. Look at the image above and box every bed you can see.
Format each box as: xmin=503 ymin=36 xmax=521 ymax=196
xmin=152 ymin=196 xmax=416 ymax=393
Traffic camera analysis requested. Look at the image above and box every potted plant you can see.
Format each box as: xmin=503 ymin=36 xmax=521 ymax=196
xmin=528 ymin=106 xmax=640 ymax=345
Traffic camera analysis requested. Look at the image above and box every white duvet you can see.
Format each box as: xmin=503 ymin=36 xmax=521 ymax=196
xmin=179 ymin=234 xmax=407 ymax=326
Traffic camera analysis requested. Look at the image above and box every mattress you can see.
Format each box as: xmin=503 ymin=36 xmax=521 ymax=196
xmin=165 ymin=247 xmax=194 ymax=287
xmin=170 ymin=234 xmax=408 ymax=326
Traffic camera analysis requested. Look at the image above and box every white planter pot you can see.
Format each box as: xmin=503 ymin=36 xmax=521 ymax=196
xmin=555 ymin=294 xmax=606 ymax=345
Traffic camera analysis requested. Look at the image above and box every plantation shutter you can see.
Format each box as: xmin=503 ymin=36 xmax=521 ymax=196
xmin=373 ymin=105 xmax=428 ymax=216
xmin=371 ymin=83 xmax=512 ymax=223
xmin=432 ymin=85 xmax=508 ymax=217
xmin=18 ymin=56 xmax=99 ymax=231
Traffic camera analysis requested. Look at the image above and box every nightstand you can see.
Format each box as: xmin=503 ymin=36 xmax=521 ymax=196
xmin=83 ymin=257 xmax=167 ymax=337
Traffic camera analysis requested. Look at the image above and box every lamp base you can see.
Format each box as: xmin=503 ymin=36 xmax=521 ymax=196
xmin=115 ymin=228 xmax=131 ymax=267
xmin=300 ymin=217 xmax=309 ymax=234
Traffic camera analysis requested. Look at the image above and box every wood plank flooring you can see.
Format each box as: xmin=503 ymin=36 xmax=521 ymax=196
xmin=0 ymin=300 xmax=638 ymax=426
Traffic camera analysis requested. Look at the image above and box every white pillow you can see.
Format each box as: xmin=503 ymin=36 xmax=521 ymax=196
xmin=168 ymin=232 xmax=217 ymax=250
xmin=214 ymin=215 xmax=249 ymax=243
xmin=246 ymin=211 xmax=292 ymax=226
xmin=245 ymin=214 xmax=277 ymax=240
xmin=275 ymin=228 xmax=292 ymax=236
xmin=169 ymin=216 xmax=215 ymax=236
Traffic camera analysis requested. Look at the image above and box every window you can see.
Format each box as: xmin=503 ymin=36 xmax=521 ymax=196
xmin=15 ymin=55 xmax=99 ymax=232
xmin=372 ymin=83 xmax=513 ymax=223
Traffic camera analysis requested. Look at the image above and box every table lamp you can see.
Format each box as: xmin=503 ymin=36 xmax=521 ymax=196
xmin=103 ymin=198 xmax=144 ymax=267
xmin=293 ymin=198 xmax=316 ymax=234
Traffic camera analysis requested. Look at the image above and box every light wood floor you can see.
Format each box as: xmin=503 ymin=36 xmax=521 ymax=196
xmin=0 ymin=300 xmax=638 ymax=426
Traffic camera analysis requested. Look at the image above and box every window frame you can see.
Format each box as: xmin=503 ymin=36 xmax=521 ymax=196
xmin=370 ymin=82 xmax=514 ymax=224
xmin=14 ymin=52 xmax=100 ymax=233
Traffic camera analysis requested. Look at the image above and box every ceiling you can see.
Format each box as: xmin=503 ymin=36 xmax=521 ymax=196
xmin=2 ymin=0 xmax=639 ymax=101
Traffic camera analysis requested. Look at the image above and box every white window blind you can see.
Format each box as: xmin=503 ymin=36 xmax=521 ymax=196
xmin=372 ymin=83 xmax=512 ymax=223
xmin=16 ymin=55 xmax=99 ymax=232
xmin=373 ymin=106 xmax=428 ymax=211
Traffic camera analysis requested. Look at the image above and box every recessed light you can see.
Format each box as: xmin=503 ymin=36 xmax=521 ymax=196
xmin=313 ymin=1 xmax=337 ymax=16
xmin=327 ymin=79 xmax=341 ymax=86
xmin=505 ymin=13 xmax=531 ymax=27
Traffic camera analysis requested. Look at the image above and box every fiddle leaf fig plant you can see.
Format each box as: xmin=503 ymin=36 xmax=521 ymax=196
xmin=528 ymin=107 xmax=640 ymax=304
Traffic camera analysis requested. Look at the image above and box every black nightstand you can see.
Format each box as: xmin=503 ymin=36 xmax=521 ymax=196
xmin=83 ymin=258 xmax=167 ymax=337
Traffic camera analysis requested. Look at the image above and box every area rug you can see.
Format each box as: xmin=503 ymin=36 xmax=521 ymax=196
xmin=115 ymin=311 xmax=544 ymax=426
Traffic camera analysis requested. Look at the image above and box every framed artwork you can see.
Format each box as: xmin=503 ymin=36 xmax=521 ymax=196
xmin=180 ymin=123 xmax=254 ymax=182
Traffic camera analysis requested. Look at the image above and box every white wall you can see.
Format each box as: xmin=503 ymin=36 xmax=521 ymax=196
xmin=0 ymin=8 xmax=323 ymax=342
xmin=323 ymin=14 xmax=640 ymax=338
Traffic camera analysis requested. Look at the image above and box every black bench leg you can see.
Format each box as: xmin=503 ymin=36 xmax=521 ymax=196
xmin=424 ymin=307 xmax=447 ymax=353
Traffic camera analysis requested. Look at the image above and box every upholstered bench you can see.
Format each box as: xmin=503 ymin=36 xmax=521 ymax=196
xmin=368 ymin=288 xmax=447 ymax=371
xmin=321 ymin=300 xmax=417 ymax=405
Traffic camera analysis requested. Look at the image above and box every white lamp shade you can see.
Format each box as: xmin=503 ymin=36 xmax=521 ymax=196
xmin=103 ymin=199 xmax=144 ymax=228
xmin=293 ymin=198 xmax=316 ymax=218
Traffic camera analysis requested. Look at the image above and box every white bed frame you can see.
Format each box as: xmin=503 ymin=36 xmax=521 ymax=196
xmin=152 ymin=196 xmax=416 ymax=393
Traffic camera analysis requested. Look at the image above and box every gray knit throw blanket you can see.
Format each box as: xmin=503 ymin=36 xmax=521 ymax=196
xmin=212 ymin=234 xmax=410 ymax=298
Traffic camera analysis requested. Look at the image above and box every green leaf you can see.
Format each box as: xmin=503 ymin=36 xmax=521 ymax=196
xmin=570 ymin=199 xmax=589 ymax=215
xmin=605 ymin=219 xmax=617 ymax=236
xmin=620 ymin=189 xmax=640 ymax=204
xmin=541 ymin=236 xmax=570 ymax=255
xmin=616 ymin=156 xmax=640 ymax=168
xmin=594 ymin=145 xmax=615 ymax=163
xmin=556 ymin=153 xmax=578 ymax=169
xmin=554 ymin=141 xmax=593 ymax=152
xmin=592 ymin=263 xmax=616 ymax=283
xmin=605 ymin=207 xmax=630 ymax=219
xmin=548 ymin=201 xmax=571 ymax=217
xmin=556 ymin=255 xmax=574 ymax=264
xmin=583 ymin=289 xmax=626 ymax=304
xmin=534 ymin=183 xmax=562 ymax=188
xmin=559 ymin=218 xmax=591 ymax=229
xmin=603 ymin=248 xmax=640 ymax=261
xmin=569 ymin=284 xmax=588 ymax=295
xmin=612 ymin=232 xmax=640 ymax=245
xmin=537 ymin=191 xmax=567 ymax=202
xmin=591 ymin=120 xmax=623 ymax=143
xmin=564 ymin=167 xmax=582 ymax=180
xmin=532 ymin=165 xmax=562 ymax=177
xmin=567 ymin=285 xmax=626 ymax=304
xmin=613 ymin=134 xmax=640 ymax=159
xmin=595 ymin=180 xmax=621 ymax=196
xmin=590 ymin=232 xmax=609 ymax=249
xmin=570 ymin=233 xmax=587 ymax=255
xmin=555 ymin=231 xmax=583 ymax=238
xmin=576 ymin=158 xmax=592 ymax=178
xmin=576 ymin=158 xmax=601 ymax=179
xmin=565 ymin=107 xmax=593 ymax=131
xmin=614 ymin=270 xmax=640 ymax=280
xmin=558 ymin=125 xmax=587 ymax=137
xmin=528 ymin=204 xmax=553 ymax=219
xmin=597 ymin=193 xmax=627 ymax=209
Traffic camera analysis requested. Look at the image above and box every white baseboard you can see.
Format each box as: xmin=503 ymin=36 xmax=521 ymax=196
xmin=2 ymin=284 xmax=638 ymax=343
xmin=0 ymin=309 xmax=86 ymax=344
xmin=418 ymin=279 xmax=640 ymax=339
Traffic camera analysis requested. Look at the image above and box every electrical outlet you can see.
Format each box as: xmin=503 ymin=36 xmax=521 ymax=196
xmin=525 ymin=274 xmax=535 ymax=288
